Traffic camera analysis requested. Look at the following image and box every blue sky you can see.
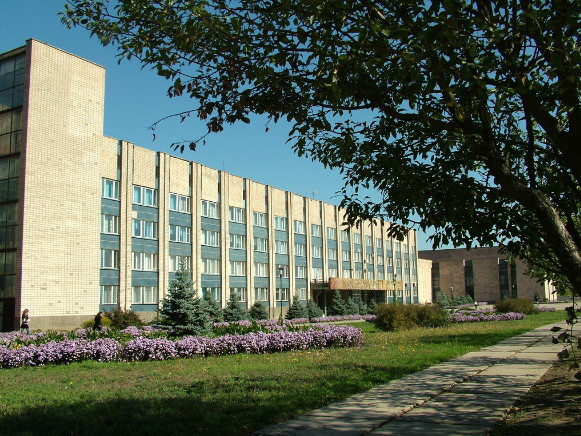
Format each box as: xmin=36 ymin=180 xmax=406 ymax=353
xmin=1 ymin=0 xmax=439 ymax=250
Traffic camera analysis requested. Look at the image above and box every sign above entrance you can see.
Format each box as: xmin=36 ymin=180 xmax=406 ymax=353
xmin=329 ymin=278 xmax=401 ymax=290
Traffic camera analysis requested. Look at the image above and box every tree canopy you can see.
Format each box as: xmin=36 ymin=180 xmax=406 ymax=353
xmin=63 ymin=0 xmax=581 ymax=293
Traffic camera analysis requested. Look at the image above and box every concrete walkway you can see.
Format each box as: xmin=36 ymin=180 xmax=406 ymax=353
xmin=255 ymin=322 xmax=568 ymax=436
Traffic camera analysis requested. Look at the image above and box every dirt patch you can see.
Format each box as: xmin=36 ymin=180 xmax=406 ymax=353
xmin=488 ymin=357 xmax=581 ymax=435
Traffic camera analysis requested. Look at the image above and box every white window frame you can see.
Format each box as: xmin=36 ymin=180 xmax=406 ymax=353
xmin=201 ymin=200 xmax=220 ymax=218
xmin=229 ymin=233 xmax=246 ymax=249
xmin=132 ymin=252 xmax=158 ymax=271
xmin=102 ymin=178 xmax=119 ymax=200
xmin=133 ymin=185 xmax=158 ymax=207
xmin=341 ymin=230 xmax=350 ymax=242
xmin=254 ymin=262 xmax=269 ymax=277
xmin=377 ymin=255 xmax=384 ymax=265
xmin=294 ymin=243 xmax=306 ymax=257
xmin=253 ymin=211 xmax=267 ymax=227
xmin=327 ymin=227 xmax=337 ymax=240
xmin=201 ymin=229 xmax=220 ymax=247
xmin=100 ymin=249 xmax=119 ymax=269
xmin=276 ymin=287 xmax=289 ymax=301
xmin=276 ymin=264 xmax=289 ymax=278
xmin=328 ymin=247 xmax=337 ymax=260
xmin=311 ymin=245 xmax=322 ymax=258
xmin=342 ymin=250 xmax=350 ymax=261
xmin=229 ymin=206 xmax=246 ymax=223
xmin=274 ymin=216 xmax=287 ymax=231
xmin=366 ymin=253 xmax=374 ymax=264
xmin=169 ymin=255 xmax=191 ymax=272
xmin=311 ymin=267 xmax=323 ymax=280
xmin=354 ymin=233 xmax=361 ymax=244
xmin=132 ymin=286 xmax=158 ymax=304
xmin=293 ymin=220 xmax=305 ymax=234
xmin=328 ymin=267 xmax=338 ymax=278
xmin=311 ymin=224 xmax=322 ymax=237
xmin=203 ymin=287 xmax=221 ymax=301
xmin=230 ymin=287 xmax=247 ymax=302
xmin=295 ymin=265 xmax=307 ymax=278
xmin=275 ymin=240 xmax=288 ymax=254
xmin=169 ymin=193 xmax=191 ymax=213
xmin=296 ymin=287 xmax=307 ymax=300
xmin=100 ymin=285 xmax=118 ymax=304
xmin=376 ymin=238 xmax=383 ymax=249
xmin=133 ymin=219 xmax=158 ymax=239
xmin=229 ymin=260 xmax=246 ymax=276
xmin=354 ymin=251 xmax=362 ymax=262
xmin=365 ymin=235 xmax=372 ymax=247
xmin=202 ymin=258 xmax=220 ymax=275
xmin=101 ymin=214 xmax=119 ymax=235
xmin=254 ymin=236 xmax=268 ymax=252
xmin=342 ymin=269 xmax=351 ymax=278
xmin=254 ymin=287 xmax=269 ymax=301
xmin=169 ymin=224 xmax=191 ymax=243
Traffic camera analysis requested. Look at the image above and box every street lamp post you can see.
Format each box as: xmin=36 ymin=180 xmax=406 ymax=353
xmin=278 ymin=265 xmax=284 ymax=325
xmin=393 ymin=273 xmax=397 ymax=304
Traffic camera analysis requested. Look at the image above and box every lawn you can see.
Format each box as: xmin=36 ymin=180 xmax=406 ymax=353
xmin=0 ymin=311 xmax=566 ymax=436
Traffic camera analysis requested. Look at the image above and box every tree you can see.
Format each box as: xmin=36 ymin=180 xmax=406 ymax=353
xmin=286 ymin=295 xmax=309 ymax=320
xmin=203 ymin=292 xmax=224 ymax=322
xmin=306 ymin=300 xmax=324 ymax=319
xmin=345 ymin=297 xmax=359 ymax=315
xmin=63 ymin=1 xmax=581 ymax=294
xmin=328 ymin=290 xmax=347 ymax=316
xmin=159 ymin=263 xmax=211 ymax=336
xmin=223 ymin=291 xmax=249 ymax=322
xmin=367 ymin=299 xmax=378 ymax=315
xmin=249 ymin=301 xmax=269 ymax=320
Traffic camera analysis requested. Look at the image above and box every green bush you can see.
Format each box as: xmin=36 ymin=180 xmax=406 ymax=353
xmin=374 ymin=303 xmax=450 ymax=332
xmin=495 ymin=298 xmax=537 ymax=314
xmin=306 ymin=300 xmax=324 ymax=319
xmin=286 ymin=296 xmax=308 ymax=319
xmin=80 ymin=316 xmax=112 ymax=329
xmin=105 ymin=309 xmax=144 ymax=329
xmin=367 ymin=299 xmax=378 ymax=314
xmin=328 ymin=290 xmax=347 ymax=315
xmin=249 ymin=301 xmax=269 ymax=320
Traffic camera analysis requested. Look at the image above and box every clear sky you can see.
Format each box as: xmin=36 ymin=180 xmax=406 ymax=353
xmin=1 ymin=0 xmax=440 ymax=250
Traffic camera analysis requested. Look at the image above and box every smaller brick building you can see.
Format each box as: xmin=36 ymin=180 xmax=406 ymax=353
xmin=419 ymin=247 xmax=557 ymax=304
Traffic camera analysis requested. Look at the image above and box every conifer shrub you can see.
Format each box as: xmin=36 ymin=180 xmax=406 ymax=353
xmin=306 ymin=300 xmax=324 ymax=319
xmin=286 ymin=296 xmax=309 ymax=319
xmin=495 ymin=298 xmax=537 ymax=314
xmin=249 ymin=301 xmax=269 ymax=320
xmin=203 ymin=293 xmax=224 ymax=322
xmin=366 ymin=299 xmax=378 ymax=314
xmin=345 ymin=297 xmax=359 ymax=315
xmin=223 ymin=292 xmax=249 ymax=322
xmin=328 ymin=290 xmax=347 ymax=316
xmin=358 ymin=301 xmax=368 ymax=315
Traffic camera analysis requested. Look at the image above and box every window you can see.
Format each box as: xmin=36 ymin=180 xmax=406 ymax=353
xmin=132 ymin=286 xmax=158 ymax=304
xmin=296 ymin=287 xmax=307 ymax=300
xmin=254 ymin=262 xmax=268 ymax=277
xmin=311 ymin=224 xmax=322 ymax=237
xmin=133 ymin=185 xmax=158 ymax=207
xmin=354 ymin=250 xmax=362 ymax=262
xmin=275 ymin=240 xmax=288 ymax=254
xmin=253 ymin=211 xmax=267 ymax=227
xmin=201 ymin=229 xmax=220 ymax=246
xmin=229 ymin=206 xmax=245 ymax=223
xmin=354 ymin=269 xmax=363 ymax=278
xmin=169 ymin=255 xmax=191 ymax=272
xmin=354 ymin=233 xmax=361 ymax=244
xmin=170 ymin=224 xmax=191 ymax=243
xmin=405 ymin=259 xmax=409 ymax=268
xmin=294 ymin=243 xmax=306 ymax=257
xmin=328 ymin=247 xmax=337 ymax=260
xmin=201 ymin=200 xmax=220 ymax=218
xmin=293 ymin=220 xmax=305 ymax=234
xmin=230 ymin=287 xmax=247 ymax=302
xmin=327 ymin=227 xmax=337 ymax=239
xmin=376 ymin=238 xmax=383 ymax=249
xmin=229 ymin=233 xmax=246 ymax=249
xmin=342 ymin=250 xmax=351 ymax=261
xmin=296 ymin=265 xmax=307 ymax=278
xmin=132 ymin=252 xmax=158 ymax=271
xmin=395 ymin=241 xmax=401 ymax=253
xmin=101 ymin=214 xmax=119 ymax=234
xmin=342 ymin=269 xmax=351 ymax=278
xmin=276 ymin=264 xmax=289 ymax=278
xmin=101 ymin=249 xmax=119 ymax=269
xmin=254 ymin=237 xmax=268 ymax=252
xmin=377 ymin=255 xmax=384 ymax=265
xmin=366 ymin=253 xmax=374 ymax=264
xmin=411 ymin=245 xmax=416 ymax=254
xmin=203 ymin=287 xmax=221 ymax=301
xmin=365 ymin=235 xmax=372 ymax=246
xmin=229 ymin=260 xmax=246 ymax=276
xmin=365 ymin=270 xmax=374 ymax=279
xmin=386 ymin=239 xmax=392 ymax=250
xmin=276 ymin=288 xmax=289 ymax=301
xmin=388 ymin=257 xmax=393 ymax=266
xmin=403 ymin=244 xmax=408 ymax=253
xmin=311 ymin=267 xmax=323 ymax=279
xmin=274 ymin=216 xmax=287 ymax=231
xmin=169 ymin=193 xmax=190 ymax=213
xmin=377 ymin=271 xmax=385 ymax=279
xmin=255 ymin=287 xmax=269 ymax=301
xmin=341 ymin=230 xmax=350 ymax=242
xmin=133 ymin=219 xmax=158 ymax=239
xmin=100 ymin=285 xmax=118 ymax=304
xmin=328 ymin=267 xmax=338 ymax=278
xmin=202 ymin=258 xmax=220 ymax=274
xmin=396 ymin=258 xmax=402 ymax=268
xmin=102 ymin=178 xmax=119 ymax=200
xmin=311 ymin=245 xmax=322 ymax=258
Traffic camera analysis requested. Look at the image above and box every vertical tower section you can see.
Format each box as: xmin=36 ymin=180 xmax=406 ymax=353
xmin=19 ymin=40 xmax=109 ymax=329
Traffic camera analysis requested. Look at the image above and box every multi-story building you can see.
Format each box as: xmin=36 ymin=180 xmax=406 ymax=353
xmin=0 ymin=40 xmax=421 ymax=331
xmin=419 ymin=247 xmax=557 ymax=303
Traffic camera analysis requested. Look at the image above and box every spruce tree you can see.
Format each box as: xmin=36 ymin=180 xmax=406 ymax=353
xmin=249 ymin=301 xmax=268 ymax=320
xmin=367 ymin=299 xmax=378 ymax=315
xmin=306 ymin=300 xmax=323 ymax=319
xmin=358 ymin=301 xmax=368 ymax=315
xmin=203 ymin=292 xmax=224 ymax=322
xmin=159 ymin=263 xmax=211 ymax=337
xmin=286 ymin=295 xmax=308 ymax=320
xmin=345 ymin=297 xmax=359 ymax=315
xmin=328 ymin=290 xmax=347 ymax=316
xmin=223 ymin=291 xmax=249 ymax=322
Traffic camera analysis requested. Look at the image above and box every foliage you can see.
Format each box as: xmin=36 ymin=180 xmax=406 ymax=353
xmin=306 ymin=300 xmax=324 ymax=319
xmin=104 ymin=308 xmax=143 ymax=329
xmin=375 ymin=304 xmax=450 ymax=332
xmin=222 ymin=292 xmax=249 ymax=322
xmin=366 ymin=299 xmax=378 ymax=315
xmin=495 ymin=298 xmax=537 ymax=315
xmin=203 ymin=293 xmax=224 ymax=323
xmin=328 ymin=291 xmax=348 ymax=316
xmin=344 ymin=297 xmax=359 ymax=316
xmin=358 ymin=301 xmax=368 ymax=316
xmin=286 ymin=296 xmax=309 ymax=320
xmin=81 ymin=316 xmax=112 ymax=329
xmin=550 ymin=301 xmax=580 ymax=380
xmin=159 ymin=264 xmax=212 ymax=336
xmin=62 ymin=0 xmax=581 ymax=294
xmin=436 ymin=293 xmax=474 ymax=309
xmin=249 ymin=301 xmax=269 ymax=320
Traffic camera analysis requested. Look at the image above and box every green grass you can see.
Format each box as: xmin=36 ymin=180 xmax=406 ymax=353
xmin=0 ymin=311 xmax=566 ymax=435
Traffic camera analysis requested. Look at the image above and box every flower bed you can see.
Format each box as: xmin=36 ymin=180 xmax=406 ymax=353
xmin=450 ymin=311 xmax=526 ymax=323
xmin=0 ymin=324 xmax=363 ymax=369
